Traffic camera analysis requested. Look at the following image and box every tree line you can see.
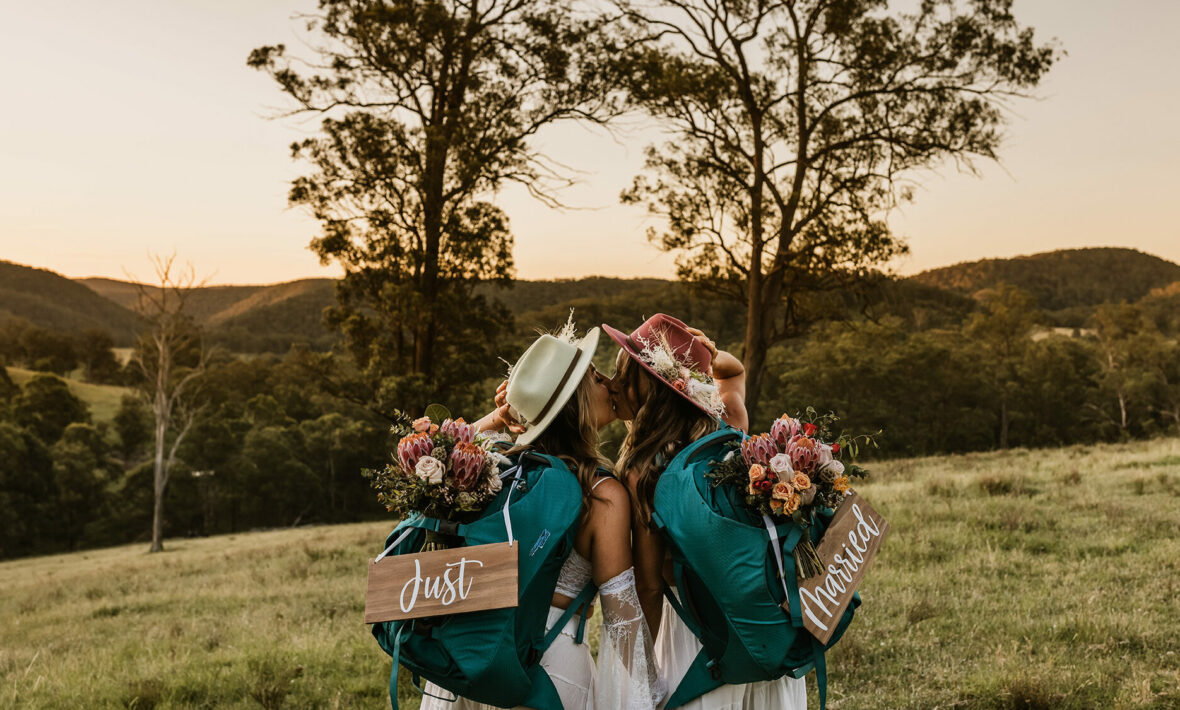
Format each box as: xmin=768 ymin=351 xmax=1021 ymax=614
xmin=4 ymin=276 xmax=1178 ymax=559
xmin=3 ymin=0 xmax=1076 ymax=558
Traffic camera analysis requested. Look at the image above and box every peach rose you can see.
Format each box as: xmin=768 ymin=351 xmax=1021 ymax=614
xmin=792 ymin=472 xmax=811 ymax=491
xmin=770 ymin=498 xmax=784 ymax=513
xmin=784 ymin=492 xmax=802 ymax=514
xmin=771 ymin=481 xmax=794 ymax=501
xmin=748 ymin=464 xmax=767 ymax=483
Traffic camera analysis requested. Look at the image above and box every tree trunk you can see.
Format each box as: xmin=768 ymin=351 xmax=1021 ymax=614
xmin=999 ymin=397 xmax=1009 ymax=449
xmin=743 ymin=330 xmax=768 ymax=421
xmin=150 ymin=418 xmax=166 ymax=552
xmin=149 ymin=372 xmax=168 ymax=549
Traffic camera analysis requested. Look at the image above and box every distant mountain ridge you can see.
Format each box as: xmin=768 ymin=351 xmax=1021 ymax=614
xmin=2 ymin=247 xmax=1177 ymax=352
xmin=910 ymin=248 xmax=1180 ymax=311
xmin=0 ymin=261 xmax=141 ymax=344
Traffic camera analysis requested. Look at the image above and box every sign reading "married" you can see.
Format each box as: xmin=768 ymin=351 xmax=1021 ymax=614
xmin=364 ymin=542 xmax=518 ymax=623
xmin=792 ymin=492 xmax=889 ymax=645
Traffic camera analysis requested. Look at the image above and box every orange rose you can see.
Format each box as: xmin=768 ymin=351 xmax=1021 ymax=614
xmin=748 ymin=464 xmax=766 ymax=483
xmin=771 ymin=481 xmax=794 ymax=501
xmin=792 ymin=472 xmax=811 ymax=491
xmin=832 ymin=476 xmax=851 ymax=494
xmin=784 ymin=492 xmax=802 ymax=514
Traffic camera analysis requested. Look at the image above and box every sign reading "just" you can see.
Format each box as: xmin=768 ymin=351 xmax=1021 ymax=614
xmin=791 ymin=492 xmax=889 ymax=645
xmin=364 ymin=542 xmax=519 ymax=623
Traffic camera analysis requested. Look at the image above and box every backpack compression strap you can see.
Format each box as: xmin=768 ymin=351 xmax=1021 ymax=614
xmin=384 ymin=620 xmax=414 ymax=710
xmin=538 ymin=582 xmax=598 ymax=652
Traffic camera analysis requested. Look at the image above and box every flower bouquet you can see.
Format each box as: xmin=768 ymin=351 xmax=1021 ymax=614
xmin=708 ymin=408 xmax=877 ymax=578
xmin=363 ymin=405 xmax=511 ymax=550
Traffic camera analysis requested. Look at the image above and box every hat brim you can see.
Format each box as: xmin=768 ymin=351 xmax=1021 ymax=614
xmin=514 ymin=327 xmax=601 ymax=446
xmin=601 ymin=322 xmax=717 ymax=417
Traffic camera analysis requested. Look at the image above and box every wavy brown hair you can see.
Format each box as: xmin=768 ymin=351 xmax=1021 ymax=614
xmin=615 ymin=354 xmax=717 ymax=526
xmin=508 ymin=369 xmax=610 ymax=522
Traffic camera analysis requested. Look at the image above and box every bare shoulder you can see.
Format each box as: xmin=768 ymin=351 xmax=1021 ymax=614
xmin=590 ymin=476 xmax=631 ymax=510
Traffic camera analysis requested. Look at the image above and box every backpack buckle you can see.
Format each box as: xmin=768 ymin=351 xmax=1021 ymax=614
xmin=706 ymin=658 xmax=723 ymax=681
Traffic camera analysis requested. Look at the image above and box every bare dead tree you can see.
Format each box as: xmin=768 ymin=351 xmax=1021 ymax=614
xmin=128 ymin=254 xmax=211 ymax=553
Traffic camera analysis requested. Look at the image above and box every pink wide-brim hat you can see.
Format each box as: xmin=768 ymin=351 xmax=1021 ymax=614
xmin=601 ymin=313 xmax=716 ymax=416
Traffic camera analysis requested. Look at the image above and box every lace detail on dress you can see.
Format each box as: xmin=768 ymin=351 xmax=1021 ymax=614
xmin=595 ymin=567 xmax=666 ymax=710
xmin=554 ymin=549 xmax=593 ymax=599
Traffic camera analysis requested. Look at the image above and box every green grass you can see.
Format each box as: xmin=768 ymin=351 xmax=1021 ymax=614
xmin=2 ymin=439 xmax=1179 ymax=709
xmin=6 ymin=366 xmax=131 ymax=423
xmin=813 ymin=437 xmax=1180 ymax=709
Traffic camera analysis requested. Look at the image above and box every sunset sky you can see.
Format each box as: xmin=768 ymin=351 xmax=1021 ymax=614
xmin=1 ymin=0 xmax=1178 ymax=286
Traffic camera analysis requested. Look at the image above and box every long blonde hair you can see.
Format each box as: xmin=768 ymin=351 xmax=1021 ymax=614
xmin=509 ymin=369 xmax=610 ymax=521
xmin=615 ymin=354 xmax=717 ymax=525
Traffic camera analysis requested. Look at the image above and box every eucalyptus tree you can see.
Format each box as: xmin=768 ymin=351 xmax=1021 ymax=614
xmin=614 ymin=0 xmax=1059 ymax=411
xmin=250 ymin=0 xmax=620 ymax=414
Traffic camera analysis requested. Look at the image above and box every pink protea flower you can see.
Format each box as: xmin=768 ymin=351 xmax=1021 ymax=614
xmin=440 ymin=417 xmax=475 ymax=444
xmin=449 ymin=441 xmax=487 ymax=491
xmin=787 ymin=436 xmax=821 ymax=474
xmin=397 ymin=432 xmax=434 ymax=473
xmin=741 ymin=433 xmax=778 ymax=466
xmin=771 ymin=416 xmax=802 ymax=450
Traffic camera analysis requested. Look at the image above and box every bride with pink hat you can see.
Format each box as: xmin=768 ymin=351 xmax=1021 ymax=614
xmin=603 ymin=313 xmax=807 ymax=710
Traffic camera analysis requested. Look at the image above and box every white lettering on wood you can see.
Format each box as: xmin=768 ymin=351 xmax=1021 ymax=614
xmin=790 ymin=493 xmax=889 ymax=645
xmin=366 ymin=542 xmax=518 ymax=624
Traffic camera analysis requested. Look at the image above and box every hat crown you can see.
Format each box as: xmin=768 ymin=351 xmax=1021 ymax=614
xmin=630 ymin=314 xmax=713 ymax=372
xmin=506 ymin=334 xmax=583 ymax=425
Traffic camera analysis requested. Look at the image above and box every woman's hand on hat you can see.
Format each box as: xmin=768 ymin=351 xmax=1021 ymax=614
xmin=686 ymin=326 xmax=717 ymax=371
xmin=493 ymin=380 xmax=526 ymax=434
xmin=474 ymin=381 xmax=525 ymax=434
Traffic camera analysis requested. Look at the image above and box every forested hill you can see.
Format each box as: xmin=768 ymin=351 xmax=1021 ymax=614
xmin=3 ymin=248 xmax=1179 ymax=353
xmin=0 ymin=262 xmax=140 ymax=344
xmin=910 ymin=248 xmax=1180 ymax=311
xmin=80 ymin=276 xmax=339 ymax=352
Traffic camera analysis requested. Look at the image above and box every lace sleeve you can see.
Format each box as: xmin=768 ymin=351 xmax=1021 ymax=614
xmin=594 ymin=567 xmax=666 ymax=710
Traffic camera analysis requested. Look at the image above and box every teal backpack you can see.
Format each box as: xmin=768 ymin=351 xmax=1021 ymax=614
xmin=650 ymin=427 xmax=859 ymax=709
xmin=369 ymin=452 xmax=596 ymax=710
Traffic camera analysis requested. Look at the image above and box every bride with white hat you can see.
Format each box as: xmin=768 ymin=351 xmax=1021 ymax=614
xmin=422 ymin=319 xmax=664 ymax=710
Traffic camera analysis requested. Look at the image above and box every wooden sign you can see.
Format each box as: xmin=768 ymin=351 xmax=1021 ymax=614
xmin=790 ymin=492 xmax=889 ymax=645
xmin=365 ymin=542 xmax=519 ymax=623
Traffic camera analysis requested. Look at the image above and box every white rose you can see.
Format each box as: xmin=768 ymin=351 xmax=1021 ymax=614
xmin=816 ymin=444 xmax=833 ymax=466
xmin=821 ymin=460 xmax=845 ymax=479
xmin=769 ymin=453 xmax=794 ymax=475
xmin=415 ymin=455 xmax=446 ymax=484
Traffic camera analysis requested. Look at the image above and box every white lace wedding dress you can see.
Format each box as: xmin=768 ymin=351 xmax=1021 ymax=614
xmin=420 ymin=550 xmax=664 ymax=710
xmin=654 ymin=589 xmax=806 ymax=710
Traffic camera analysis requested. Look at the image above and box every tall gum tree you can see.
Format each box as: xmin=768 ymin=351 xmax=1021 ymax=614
xmin=250 ymin=0 xmax=621 ymax=415
xmin=613 ymin=0 xmax=1060 ymax=414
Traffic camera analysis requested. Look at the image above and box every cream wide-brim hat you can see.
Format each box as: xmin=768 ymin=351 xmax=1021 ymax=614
xmin=507 ymin=327 xmax=600 ymax=446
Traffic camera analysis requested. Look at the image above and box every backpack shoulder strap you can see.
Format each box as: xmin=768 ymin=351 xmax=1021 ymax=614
xmin=665 ymin=427 xmax=743 ymax=472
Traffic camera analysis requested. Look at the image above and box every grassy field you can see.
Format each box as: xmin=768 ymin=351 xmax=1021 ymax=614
xmin=2 ymin=438 xmax=1178 ymax=709
xmin=6 ymin=366 xmax=131 ymax=423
